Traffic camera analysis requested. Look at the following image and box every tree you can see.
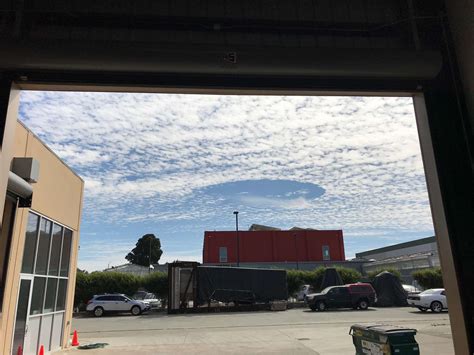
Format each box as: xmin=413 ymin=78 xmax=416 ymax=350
xmin=126 ymin=234 xmax=163 ymax=266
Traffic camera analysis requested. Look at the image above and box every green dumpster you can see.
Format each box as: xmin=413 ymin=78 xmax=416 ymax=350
xmin=349 ymin=324 xmax=420 ymax=355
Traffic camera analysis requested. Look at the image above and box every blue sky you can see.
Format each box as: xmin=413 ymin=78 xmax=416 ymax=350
xmin=19 ymin=93 xmax=434 ymax=271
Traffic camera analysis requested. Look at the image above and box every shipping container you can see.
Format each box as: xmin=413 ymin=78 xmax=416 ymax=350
xmin=196 ymin=266 xmax=288 ymax=305
xmin=203 ymin=229 xmax=345 ymax=264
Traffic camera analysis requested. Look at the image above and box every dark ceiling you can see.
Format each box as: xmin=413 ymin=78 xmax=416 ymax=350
xmin=0 ymin=0 xmax=445 ymax=50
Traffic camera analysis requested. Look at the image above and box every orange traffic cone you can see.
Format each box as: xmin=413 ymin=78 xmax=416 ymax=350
xmin=17 ymin=345 xmax=23 ymax=355
xmin=71 ymin=329 xmax=80 ymax=346
xmin=38 ymin=345 xmax=44 ymax=355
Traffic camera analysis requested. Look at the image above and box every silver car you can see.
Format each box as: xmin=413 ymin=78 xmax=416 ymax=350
xmin=296 ymin=285 xmax=313 ymax=302
xmin=133 ymin=292 xmax=162 ymax=309
xmin=86 ymin=294 xmax=150 ymax=317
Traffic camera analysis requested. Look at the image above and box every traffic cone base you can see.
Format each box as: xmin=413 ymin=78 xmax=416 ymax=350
xmin=71 ymin=329 xmax=80 ymax=346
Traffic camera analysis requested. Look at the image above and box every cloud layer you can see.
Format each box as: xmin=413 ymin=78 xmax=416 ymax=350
xmin=19 ymin=92 xmax=434 ymax=270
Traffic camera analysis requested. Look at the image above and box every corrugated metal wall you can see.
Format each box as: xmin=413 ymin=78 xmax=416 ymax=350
xmin=203 ymin=230 xmax=345 ymax=263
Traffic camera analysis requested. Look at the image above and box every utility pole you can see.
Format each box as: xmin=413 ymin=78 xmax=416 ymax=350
xmin=233 ymin=211 xmax=239 ymax=267
xmin=149 ymin=237 xmax=152 ymax=274
xmin=294 ymin=233 xmax=299 ymax=270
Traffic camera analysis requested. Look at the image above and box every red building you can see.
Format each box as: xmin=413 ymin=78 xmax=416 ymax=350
xmin=203 ymin=229 xmax=345 ymax=264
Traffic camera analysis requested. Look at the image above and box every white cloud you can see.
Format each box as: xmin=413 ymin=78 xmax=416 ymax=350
xmin=19 ymin=92 xmax=434 ymax=271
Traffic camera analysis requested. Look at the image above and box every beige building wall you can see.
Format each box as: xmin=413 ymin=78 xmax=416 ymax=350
xmin=0 ymin=121 xmax=84 ymax=354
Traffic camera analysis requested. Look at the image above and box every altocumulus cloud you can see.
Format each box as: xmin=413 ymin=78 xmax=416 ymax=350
xmin=19 ymin=92 xmax=434 ymax=270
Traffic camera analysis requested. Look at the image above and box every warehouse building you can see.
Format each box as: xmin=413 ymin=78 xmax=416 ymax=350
xmin=0 ymin=121 xmax=83 ymax=355
xmin=203 ymin=225 xmax=349 ymax=270
xmin=0 ymin=1 xmax=472 ymax=351
xmin=103 ymin=262 xmax=168 ymax=275
xmin=356 ymin=237 xmax=440 ymax=283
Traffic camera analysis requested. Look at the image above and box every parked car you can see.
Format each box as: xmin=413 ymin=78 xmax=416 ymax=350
xmin=306 ymin=283 xmax=377 ymax=311
xmin=402 ymin=284 xmax=421 ymax=296
xmin=133 ymin=291 xmax=162 ymax=309
xmin=407 ymin=288 xmax=448 ymax=313
xmin=296 ymin=284 xmax=313 ymax=301
xmin=86 ymin=293 xmax=150 ymax=317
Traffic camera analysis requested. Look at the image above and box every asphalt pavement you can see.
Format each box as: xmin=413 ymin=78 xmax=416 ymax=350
xmin=57 ymin=307 xmax=454 ymax=354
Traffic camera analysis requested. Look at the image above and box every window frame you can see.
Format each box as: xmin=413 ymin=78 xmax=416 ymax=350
xmin=322 ymin=245 xmax=330 ymax=261
xmin=20 ymin=211 xmax=74 ymax=320
xmin=219 ymin=246 xmax=228 ymax=263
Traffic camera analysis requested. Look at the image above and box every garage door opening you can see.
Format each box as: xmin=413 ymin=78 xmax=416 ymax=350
xmin=4 ymin=90 xmax=456 ymax=354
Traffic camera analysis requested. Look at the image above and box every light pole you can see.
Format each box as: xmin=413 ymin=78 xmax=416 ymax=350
xmin=294 ymin=233 xmax=299 ymax=270
xmin=149 ymin=237 xmax=152 ymax=274
xmin=233 ymin=211 xmax=239 ymax=267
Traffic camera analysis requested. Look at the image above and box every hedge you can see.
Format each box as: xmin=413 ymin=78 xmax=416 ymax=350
xmin=75 ymin=267 xmax=363 ymax=307
xmin=335 ymin=267 xmax=362 ymax=285
xmin=412 ymin=268 xmax=443 ymax=289
xmin=366 ymin=268 xmax=402 ymax=280
xmin=74 ymin=271 xmax=168 ymax=307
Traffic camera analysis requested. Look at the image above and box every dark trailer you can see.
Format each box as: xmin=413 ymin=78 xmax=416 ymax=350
xmin=197 ymin=266 xmax=288 ymax=305
xmin=168 ymin=262 xmax=288 ymax=313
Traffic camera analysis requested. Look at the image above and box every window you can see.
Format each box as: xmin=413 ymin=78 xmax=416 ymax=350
xmin=339 ymin=287 xmax=349 ymax=295
xmin=95 ymin=296 xmax=110 ymax=301
xmin=219 ymin=247 xmax=227 ymax=263
xmin=35 ymin=219 xmax=52 ymax=275
xmin=322 ymin=245 xmax=330 ymax=261
xmin=21 ymin=212 xmax=39 ymax=274
xmin=60 ymin=229 xmax=72 ymax=277
xmin=19 ymin=212 xmax=74 ymax=351
xmin=56 ymin=282 xmax=66 ymax=312
xmin=48 ymin=225 xmax=62 ymax=276
xmin=30 ymin=277 xmax=46 ymax=315
xmin=350 ymin=285 xmax=371 ymax=293
xmin=44 ymin=278 xmax=58 ymax=313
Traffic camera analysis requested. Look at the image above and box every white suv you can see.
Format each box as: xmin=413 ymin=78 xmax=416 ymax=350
xmin=407 ymin=288 xmax=448 ymax=313
xmin=86 ymin=294 xmax=150 ymax=317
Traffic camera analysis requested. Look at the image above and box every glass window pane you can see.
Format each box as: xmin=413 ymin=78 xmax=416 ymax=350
xmin=48 ymin=225 xmax=62 ymax=276
xmin=35 ymin=219 xmax=52 ymax=275
xmin=30 ymin=277 xmax=46 ymax=315
xmin=56 ymin=279 xmax=68 ymax=311
xmin=322 ymin=245 xmax=330 ymax=261
xmin=60 ymin=229 xmax=72 ymax=277
xmin=219 ymin=247 xmax=227 ymax=262
xmin=44 ymin=278 xmax=58 ymax=313
xmin=21 ymin=213 xmax=39 ymax=274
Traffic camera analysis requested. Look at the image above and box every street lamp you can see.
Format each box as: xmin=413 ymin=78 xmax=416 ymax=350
xmin=149 ymin=237 xmax=152 ymax=274
xmin=294 ymin=233 xmax=299 ymax=270
xmin=233 ymin=211 xmax=239 ymax=267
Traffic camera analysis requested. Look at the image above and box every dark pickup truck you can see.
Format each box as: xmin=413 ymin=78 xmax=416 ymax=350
xmin=307 ymin=283 xmax=377 ymax=311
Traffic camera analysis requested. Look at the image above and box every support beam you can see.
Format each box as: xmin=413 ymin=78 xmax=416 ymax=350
xmin=414 ymin=94 xmax=470 ymax=355
xmin=0 ymin=79 xmax=20 ymax=231
xmin=415 ymin=54 xmax=474 ymax=352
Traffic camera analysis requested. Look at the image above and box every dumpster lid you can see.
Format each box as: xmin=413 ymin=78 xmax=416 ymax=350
xmin=368 ymin=325 xmax=417 ymax=335
xmin=350 ymin=324 xmax=417 ymax=334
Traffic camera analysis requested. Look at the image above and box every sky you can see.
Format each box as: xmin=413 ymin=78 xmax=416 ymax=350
xmin=18 ymin=92 xmax=434 ymax=271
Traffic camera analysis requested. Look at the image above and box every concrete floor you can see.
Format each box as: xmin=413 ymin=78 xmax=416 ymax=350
xmin=57 ymin=308 xmax=454 ymax=354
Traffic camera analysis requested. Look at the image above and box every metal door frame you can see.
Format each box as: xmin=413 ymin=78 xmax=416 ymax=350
xmin=11 ymin=274 xmax=35 ymax=355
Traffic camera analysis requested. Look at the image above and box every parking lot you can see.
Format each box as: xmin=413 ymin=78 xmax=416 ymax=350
xmin=58 ymin=307 xmax=454 ymax=354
